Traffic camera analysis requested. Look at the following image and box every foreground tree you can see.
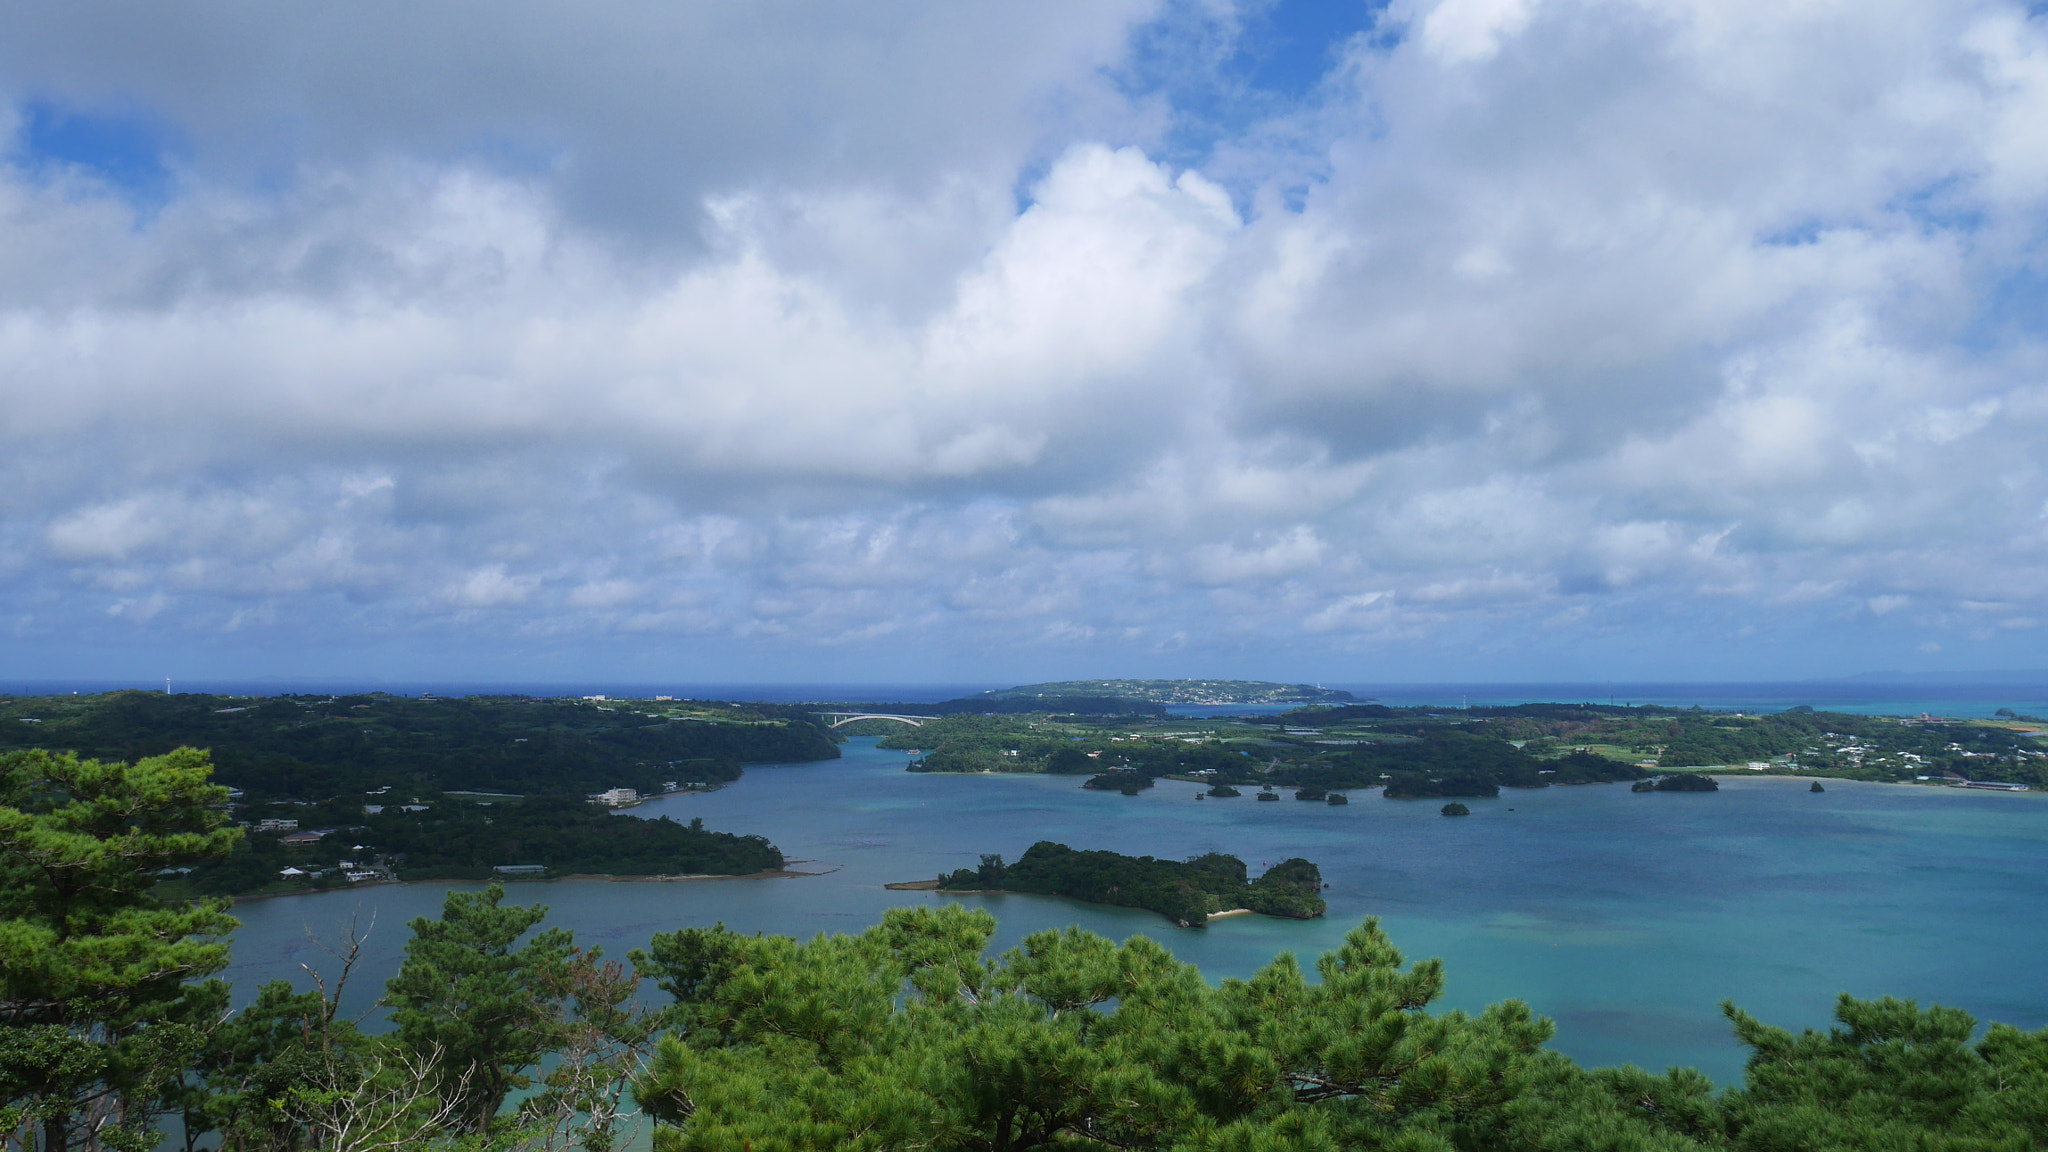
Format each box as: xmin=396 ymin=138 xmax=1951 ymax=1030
xmin=381 ymin=884 xmax=578 ymax=1134
xmin=628 ymin=906 xmax=1721 ymax=1151
xmin=630 ymin=907 xmax=2048 ymax=1152
xmin=0 ymin=748 xmax=240 ymax=1152
xmin=1720 ymin=995 xmax=2048 ymax=1150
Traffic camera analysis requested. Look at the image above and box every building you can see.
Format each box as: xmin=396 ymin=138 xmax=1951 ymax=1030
xmin=493 ymin=864 xmax=548 ymax=875
xmin=278 ymin=867 xmax=308 ymax=880
xmin=255 ymin=818 xmax=299 ymax=832
xmin=589 ymin=787 xmax=639 ymax=806
xmin=279 ymin=830 xmax=328 ymax=847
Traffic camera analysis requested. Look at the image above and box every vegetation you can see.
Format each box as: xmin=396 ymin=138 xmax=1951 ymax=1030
xmin=0 ymin=690 xmax=838 ymax=801
xmin=1083 ymin=771 xmax=1154 ymax=796
xmin=0 ymin=693 xmax=814 ymax=895
xmin=187 ymin=799 xmax=783 ymax=893
xmin=8 ymin=752 xmax=2048 ymax=1151
xmin=1655 ymin=774 xmax=1722 ymax=793
xmin=1442 ymin=802 xmax=1471 ymax=816
xmin=936 ymin=841 xmax=1326 ymax=927
xmin=898 ymin=701 xmax=2048 ymax=805
xmin=0 ymin=748 xmax=239 ymax=1152
xmin=630 ymin=908 xmax=2048 ymax=1152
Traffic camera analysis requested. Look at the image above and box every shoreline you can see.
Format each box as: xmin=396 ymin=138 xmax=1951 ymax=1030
xmin=1696 ymin=772 xmax=2041 ymax=795
xmin=225 ymin=860 xmax=836 ymax=901
xmin=880 ymin=883 xmax=1298 ymax=928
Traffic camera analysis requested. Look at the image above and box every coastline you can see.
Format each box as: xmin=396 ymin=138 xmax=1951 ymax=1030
xmin=1697 ymin=771 xmax=2042 ymax=796
xmin=881 ymin=882 xmax=1298 ymax=928
xmin=225 ymin=860 xmax=835 ymax=901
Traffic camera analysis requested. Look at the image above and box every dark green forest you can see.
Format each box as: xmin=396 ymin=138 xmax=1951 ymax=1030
xmin=939 ymin=841 xmax=1326 ymax=927
xmin=0 ymin=692 xmax=826 ymax=894
xmin=0 ymin=690 xmax=838 ymax=800
xmin=190 ymin=799 xmax=783 ymax=893
xmin=7 ymin=746 xmax=2048 ymax=1152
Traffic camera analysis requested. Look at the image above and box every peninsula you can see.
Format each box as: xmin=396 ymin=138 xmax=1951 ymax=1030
xmin=0 ymin=691 xmax=824 ymax=895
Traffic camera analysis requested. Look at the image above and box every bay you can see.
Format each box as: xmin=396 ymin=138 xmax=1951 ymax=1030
xmin=223 ymin=737 xmax=2048 ymax=1088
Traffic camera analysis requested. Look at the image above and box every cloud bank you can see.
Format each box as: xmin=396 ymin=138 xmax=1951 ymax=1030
xmin=3 ymin=0 xmax=2047 ymax=682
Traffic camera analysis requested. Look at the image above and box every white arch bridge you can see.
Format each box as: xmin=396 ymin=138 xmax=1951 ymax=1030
xmin=813 ymin=712 xmax=941 ymax=729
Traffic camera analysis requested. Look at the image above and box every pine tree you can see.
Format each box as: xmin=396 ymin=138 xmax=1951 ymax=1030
xmin=0 ymin=748 xmax=240 ymax=1152
xmin=380 ymin=883 xmax=575 ymax=1134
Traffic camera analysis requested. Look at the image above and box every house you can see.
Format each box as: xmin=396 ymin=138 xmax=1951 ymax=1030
xmin=278 ymin=867 xmax=308 ymax=879
xmin=279 ymin=830 xmax=328 ymax=847
xmin=345 ymin=870 xmax=379 ymax=883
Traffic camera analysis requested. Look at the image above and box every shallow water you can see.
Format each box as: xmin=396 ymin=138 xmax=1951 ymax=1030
xmin=224 ymin=738 xmax=2048 ymax=1087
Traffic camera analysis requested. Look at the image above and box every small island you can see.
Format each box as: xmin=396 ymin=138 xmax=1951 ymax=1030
xmin=926 ymin=841 xmax=1326 ymax=927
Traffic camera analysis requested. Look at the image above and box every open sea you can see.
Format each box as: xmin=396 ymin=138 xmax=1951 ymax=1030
xmin=221 ymin=735 xmax=2048 ymax=1093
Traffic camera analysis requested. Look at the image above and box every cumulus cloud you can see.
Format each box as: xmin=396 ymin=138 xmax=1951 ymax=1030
xmin=4 ymin=0 xmax=2048 ymax=681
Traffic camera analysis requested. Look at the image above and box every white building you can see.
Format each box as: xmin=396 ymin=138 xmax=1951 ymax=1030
xmin=590 ymin=787 xmax=639 ymax=806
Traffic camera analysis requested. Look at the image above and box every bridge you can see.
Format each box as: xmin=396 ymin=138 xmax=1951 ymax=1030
xmin=813 ymin=712 xmax=941 ymax=729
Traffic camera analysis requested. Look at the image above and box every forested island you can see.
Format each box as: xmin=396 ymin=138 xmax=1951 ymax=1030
xmin=931 ymin=841 xmax=1326 ymax=927
xmin=883 ymin=697 xmax=2047 ymax=797
xmin=0 ymin=691 xmax=826 ymax=893
xmin=6 ymin=747 xmax=2046 ymax=1152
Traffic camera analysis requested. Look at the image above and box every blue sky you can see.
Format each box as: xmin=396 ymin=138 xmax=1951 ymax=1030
xmin=3 ymin=0 xmax=2047 ymax=686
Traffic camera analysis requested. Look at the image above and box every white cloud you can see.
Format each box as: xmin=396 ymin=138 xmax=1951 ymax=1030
xmin=5 ymin=0 xmax=2048 ymax=680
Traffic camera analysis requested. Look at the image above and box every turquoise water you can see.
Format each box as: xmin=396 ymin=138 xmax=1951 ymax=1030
xmin=223 ymin=739 xmax=2048 ymax=1087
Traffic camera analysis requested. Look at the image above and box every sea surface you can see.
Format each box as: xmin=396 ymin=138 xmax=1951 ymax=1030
xmin=222 ymin=737 xmax=2048 ymax=1090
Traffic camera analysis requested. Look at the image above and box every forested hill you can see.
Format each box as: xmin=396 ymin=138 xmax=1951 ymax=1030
xmin=938 ymin=841 xmax=1326 ymax=927
xmin=0 ymin=690 xmax=837 ymax=799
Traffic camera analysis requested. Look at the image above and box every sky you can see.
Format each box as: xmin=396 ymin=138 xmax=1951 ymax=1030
xmin=3 ymin=0 xmax=2048 ymax=687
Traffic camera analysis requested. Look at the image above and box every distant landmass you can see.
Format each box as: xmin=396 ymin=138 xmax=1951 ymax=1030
xmin=980 ymin=679 xmax=1356 ymax=706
